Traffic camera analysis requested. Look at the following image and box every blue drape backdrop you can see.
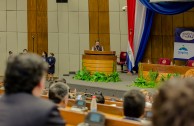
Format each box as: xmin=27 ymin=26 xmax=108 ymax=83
xmin=134 ymin=0 xmax=194 ymax=70
xmin=134 ymin=9 xmax=155 ymax=70
xmin=139 ymin=0 xmax=194 ymax=15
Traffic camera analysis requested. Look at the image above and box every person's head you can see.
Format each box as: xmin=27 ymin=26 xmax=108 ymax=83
xmin=95 ymin=40 xmax=100 ymax=46
xmin=23 ymin=49 xmax=28 ymax=53
xmin=96 ymin=94 xmax=105 ymax=104
xmin=42 ymin=51 xmax=47 ymax=57
xmin=8 ymin=51 xmax=13 ymax=55
xmin=123 ymin=90 xmax=145 ymax=118
xmin=4 ymin=53 xmax=48 ymax=96
xmin=153 ymin=78 xmax=194 ymax=126
xmin=140 ymin=89 xmax=152 ymax=103
xmin=49 ymin=78 xmax=67 ymax=88
xmin=49 ymin=82 xmax=69 ymax=108
xmin=50 ymin=52 xmax=54 ymax=57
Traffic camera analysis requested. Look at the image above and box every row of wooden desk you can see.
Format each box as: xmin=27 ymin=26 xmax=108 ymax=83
xmin=139 ymin=63 xmax=194 ymax=77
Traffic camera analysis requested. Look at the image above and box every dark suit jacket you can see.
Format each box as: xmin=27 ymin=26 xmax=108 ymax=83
xmin=0 ymin=93 xmax=65 ymax=126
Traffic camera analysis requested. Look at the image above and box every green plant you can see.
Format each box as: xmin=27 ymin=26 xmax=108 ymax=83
xmin=73 ymin=68 xmax=91 ymax=81
xmin=148 ymin=70 xmax=159 ymax=81
xmin=90 ymin=72 xmax=107 ymax=82
xmin=132 ymin=71 xmax=159 ymax=88
xmin=73 ymin=69 xmax=121 ymax=83
xmin=106 ymin=72 xmax=121 ymax=82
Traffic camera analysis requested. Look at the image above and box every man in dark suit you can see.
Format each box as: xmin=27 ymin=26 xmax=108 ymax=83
xmin=0 ymin=53 xmax=65 ymax=126
xmin=92 ymin=40 xmax=104 ymax=51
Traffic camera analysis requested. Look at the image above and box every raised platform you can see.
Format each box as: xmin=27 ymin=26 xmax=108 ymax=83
xmin=63 ymin=73 xmax=155 ymax=98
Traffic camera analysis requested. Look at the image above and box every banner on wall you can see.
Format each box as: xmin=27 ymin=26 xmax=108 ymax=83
xmin=174 ymin=28 xmax=194 ymax=60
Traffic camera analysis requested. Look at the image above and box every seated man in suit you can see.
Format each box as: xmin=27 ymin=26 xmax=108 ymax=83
xmin=0 ymin=53 xmax=65 ymax=126
xmin=123 ymin=90 xmax=145 ymax=122
xmin=92 ymin=40 xmax=104 ymax=51
xmin=49 ymin=82 xmax=69 ymax=108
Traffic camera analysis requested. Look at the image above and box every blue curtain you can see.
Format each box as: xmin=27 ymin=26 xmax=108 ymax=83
xmin=134 ymin=9 xmax=155 ymax=70
xmin=139 ymin=0 xmax=194 ymax=15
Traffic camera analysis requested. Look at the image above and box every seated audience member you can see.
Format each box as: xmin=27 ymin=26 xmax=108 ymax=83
xmin=49 ymin=82 xmax=69 ymax=108
xmin=49 ymin=78 xmax=67 ymax=87
xmin=123 ymin=90 xmax=145 ymax=121
xmin=153 ymin=78 xmax=194 ymax=126
xmin=0 ymin=53 xmax=65 ymax=126
xmin=96 ymin=94 xmax=105 ymax=104
xmin=94 ymin=91 xmax=105 ymax=104
xmin=140 ymin=89 xmax=153 ymax=108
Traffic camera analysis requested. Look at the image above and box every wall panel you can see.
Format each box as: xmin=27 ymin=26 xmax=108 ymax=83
xmin=27 ymin=0 xmax=48 ymax=54
xmin=88 ymin=0 xmax=110 ymax=50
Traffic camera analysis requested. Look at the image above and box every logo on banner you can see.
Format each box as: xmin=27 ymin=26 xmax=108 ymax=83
xmin=178 ymin=45 xmax=188 ymax=55
xmin=180 ymin=31 xmax=194 ymax=41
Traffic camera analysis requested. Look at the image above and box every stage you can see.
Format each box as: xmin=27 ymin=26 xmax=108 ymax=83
xmin=63 ymin=73 xmax=155 ymax=98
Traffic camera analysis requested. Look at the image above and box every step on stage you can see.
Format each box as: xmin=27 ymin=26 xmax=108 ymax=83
xmin=63 ymin=73 xmax=139 ymax=98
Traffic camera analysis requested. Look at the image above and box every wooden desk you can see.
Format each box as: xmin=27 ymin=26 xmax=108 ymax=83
xmin=139 ymin=63 xmax=193 ymax=77
xmin=82 ymin=50 xmax=117 ymax=74
xmin=60 ymin=109 xmax=140 ymax=126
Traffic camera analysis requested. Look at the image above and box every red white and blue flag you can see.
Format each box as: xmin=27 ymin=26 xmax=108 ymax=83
xmin=126 ymin=0 xmax=147 ymax=71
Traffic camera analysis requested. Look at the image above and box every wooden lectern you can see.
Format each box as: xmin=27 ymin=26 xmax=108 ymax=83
xmin=82 ymin=50 xmax=117 ymax=74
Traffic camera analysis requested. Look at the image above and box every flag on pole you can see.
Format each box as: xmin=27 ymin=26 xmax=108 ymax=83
xmin=126 ymin=0 xmax=136 ymax=72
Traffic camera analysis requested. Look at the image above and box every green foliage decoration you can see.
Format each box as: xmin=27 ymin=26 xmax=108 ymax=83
xmin=73 ymin=68 xmax=121 ymax=82
xmin=132 ymin=70 xmax=180 ymax=88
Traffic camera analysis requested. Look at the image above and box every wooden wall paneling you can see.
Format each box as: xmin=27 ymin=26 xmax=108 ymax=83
xmin=27 ymin=0 xmax=37 ymax=11
xmin=28 ymin=33 xmax=38 ymax=52
xmin=89 ymin=0 xmax=110 ymax=50
xmin=37 ymin=12 xmax=48 ymax=32
xmin=151 ymin=14 xmax=162 ymax=35
xmin=162 ymin=36 xmax=174 ymax=59
xmin=173 ymin=13 xmax=183 ymax=35
xmin=151 ymin=36 xmax=163 ymax=63
xmin=37 ymin=32 xmax=48 ymax=54
xmin=88 ymin=0 xmax=99 ymax=11
xmin=28 ymin=0 xmax=48 ymax=54
xmin=161 ymin=15 xmax=173 ymax=35
xmin=99 ymin=34 xmax=110 ymax=51
xmin=98 ymin=0 xmax=109 ymax=12
xmin=183 ymin=12 xmax=194 ymax=27
xmin=142 ymin=37 xmax=152 ymax=63
xmin=28 ymin=0 xmax=37 ymax=52
xmin=36 ymin=0 xmax=47 ymax=11
xmin=27 ymin=11 xmax=37 ymax=32
xmin=89 ymin=12 xmax=99 ymax=33
xmin=99 ymin=12 xmax=110 ymax=34
xmin=89 ymin=34 xmax=99 ymax=49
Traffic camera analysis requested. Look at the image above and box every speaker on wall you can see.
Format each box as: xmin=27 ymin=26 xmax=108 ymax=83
xmin=56 ymin=0 xmax=68 ymax=3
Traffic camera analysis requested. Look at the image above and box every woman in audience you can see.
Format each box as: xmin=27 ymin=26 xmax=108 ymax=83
xmin=42 ymin=51 xmax=48 ymax=62
xmin=140 ymin=89 xmax=153 ymax=108
xmin=153 ymin=78 xmax=194 ymax=126
xmin=47 ymin=52 xmax=56 ymax=81
xmin=123 ymin=90 xmax=145 ymax=122
xmin=49 ymin=82 xmax=69 ymax=108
